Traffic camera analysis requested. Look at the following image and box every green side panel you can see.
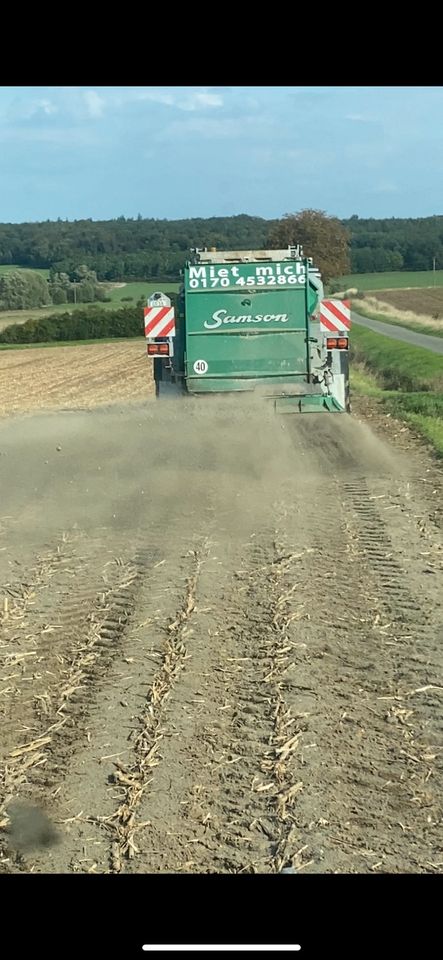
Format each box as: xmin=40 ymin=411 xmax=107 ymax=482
xmin=188 ymin=375 xmax=306 ymax=393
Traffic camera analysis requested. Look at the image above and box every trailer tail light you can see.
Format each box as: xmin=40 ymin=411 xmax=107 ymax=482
xmin=147 ymin=342 xmax=170 ymax=356
xmin=326 ymin=336 xmax=348 ymax=350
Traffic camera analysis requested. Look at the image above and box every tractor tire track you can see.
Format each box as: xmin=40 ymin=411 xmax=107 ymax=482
xmin=1 ymin=403 xmax=443 ymax=875
xmin=0 ymin=534 xmax=152 ymax=869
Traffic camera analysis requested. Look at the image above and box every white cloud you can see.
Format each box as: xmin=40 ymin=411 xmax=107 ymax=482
xmin=136 ymin=90 xmax=176 ymax=107
xmin=36 ymin=99 xmax=58 ymax=116
xmin=155 ymin=113 xmax=273 ymax=142
xmin=373 ymin=180 xmax=399 ymax=194
xmin=182 ymin=92 xmax=223 ymax=111
xmin=8 ymin=97 xmax=58 ymax=121
xmin=83 ymin=90 xmax=106 ymax=118
xmin=135 ymin=88 xmax=223 ymax=112
xmin=345 ymin=113 xmax=378 ymax=124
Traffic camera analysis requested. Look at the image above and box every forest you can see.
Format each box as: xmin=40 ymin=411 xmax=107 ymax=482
xmin=0 ymin=213 xmax=441 ymax=281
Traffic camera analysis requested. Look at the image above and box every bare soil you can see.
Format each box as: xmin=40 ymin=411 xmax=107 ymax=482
xmin=0 ymin=341 xmax=151 ymax=415
xmin=372 ymin=288 xmax=443 ymax=316
xmin=0 ymin=370 xmax=442 ymax=874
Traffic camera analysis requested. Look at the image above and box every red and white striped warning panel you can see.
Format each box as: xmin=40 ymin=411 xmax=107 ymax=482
xmin=144 ymin=306 xmax=176 ymax=339
xmin=320 ymin=299 xmax=351 ymax=334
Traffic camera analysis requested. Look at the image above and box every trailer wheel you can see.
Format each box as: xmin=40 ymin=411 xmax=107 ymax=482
xmin=341 ymin=352 xmax=351 ymax=413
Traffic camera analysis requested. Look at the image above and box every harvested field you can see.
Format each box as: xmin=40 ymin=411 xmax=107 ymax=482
xmin=0 ymin=340 xmax=152 ymax=416
xmin=372 ymin=288 xmax=443 ymax=316
xmin=0 ymin=354 xmax=443 ymax=876
xmin=362 ymin=288 xmax=443 ymax=334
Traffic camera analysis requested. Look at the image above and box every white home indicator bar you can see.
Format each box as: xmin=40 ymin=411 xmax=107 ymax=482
xmin=142 ymin=948 xmax=301 ymax=953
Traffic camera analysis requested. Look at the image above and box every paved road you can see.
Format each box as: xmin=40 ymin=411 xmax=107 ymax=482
xmin=352 ymin=310 xmax=443 ymax=355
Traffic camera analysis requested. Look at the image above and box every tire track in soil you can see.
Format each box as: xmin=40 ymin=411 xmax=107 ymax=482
xmin=17 ymin=534 xmax=211 ymax=874
xmin=269 ymin=465 xmax=443 ymax=874
xmin=2 ymin=406 xmax=443 ymax=874
xmin=122 ymin=518 xmax=316 ymax=875
xmin=0 ymin=534 xmax=150 ymax=870
xmin=0 ymin=532 xmax=83 ymax=749
xmin=101 ymin=546 xmax=205 ymax=873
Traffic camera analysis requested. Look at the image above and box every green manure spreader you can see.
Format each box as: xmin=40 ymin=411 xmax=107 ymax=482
xmin=144 ymin=247 xmax=351 ymax=414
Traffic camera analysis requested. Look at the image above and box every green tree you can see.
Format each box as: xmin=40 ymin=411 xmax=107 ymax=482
xmin=268 ymin=209 xmax=350 ymax=283
xmin=0 ymin=270 xmax=50 ymax=310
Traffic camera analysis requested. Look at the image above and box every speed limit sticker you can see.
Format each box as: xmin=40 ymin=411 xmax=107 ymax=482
xmin=193 ymin=359 xmax=208 ymax=375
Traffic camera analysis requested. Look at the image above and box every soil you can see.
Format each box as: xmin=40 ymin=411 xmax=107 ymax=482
xmin=0 ymin=374 xmax=442 ymax=874
xmin=372 ymin=288 xmax=443 ymax=318
xmin=0 ymin=340 xmax=152 ymax=416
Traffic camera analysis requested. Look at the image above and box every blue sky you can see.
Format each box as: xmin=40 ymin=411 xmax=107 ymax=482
xmin=0 ymin=86 xmax=442 ymax=223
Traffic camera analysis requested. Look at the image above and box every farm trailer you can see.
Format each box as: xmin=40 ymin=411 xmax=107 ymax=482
xmin=144 ymin=247 xmax=351 ymax=414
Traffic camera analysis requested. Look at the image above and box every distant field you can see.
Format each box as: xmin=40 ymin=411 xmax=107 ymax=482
xmin=105 ymin=281 xmax=179 ymax=302
xmin=351 ymin=288 xmax=443 ymax=338
xmin=0 ymin=281 xmax=180 ymax=329
xmin=0 ymin=264 xmax=50 ymax=278
xmin=370 ymin=288 xmax=443 ymax=316
xmin=338 ymin=270 xmax=443 ymax=291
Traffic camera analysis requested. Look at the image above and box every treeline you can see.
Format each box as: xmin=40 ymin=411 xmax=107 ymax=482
xmin=0 ymin=305 xmax=144 ymax=344
xmin=348 ymin=215 xmax=443 ymax=273
xmin=0 ymin=291 xmax=178 ymax=344
xmin=0 ymin=216 xmax=270 ymax=281
xmin=0 ymin=213 xmax=442 ymax=279
xmin=0 ymin=265 xmax=110 ymax=311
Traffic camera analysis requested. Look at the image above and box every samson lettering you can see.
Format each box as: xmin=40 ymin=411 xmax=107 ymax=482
xmin=204 ymin=309 xmax=289 ymax=330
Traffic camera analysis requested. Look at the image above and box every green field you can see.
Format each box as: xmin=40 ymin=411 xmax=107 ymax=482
xmin=0 ymin=264 xmax=50 ymax=278
xmin=337 ymin=270 xmax=443 ymax=291
xmin=351 ymin=325 xmax=443 ymax=457
xmin=105 ymin=281 xmax=179 ymax=302
xmin=0 ymin=280 xmax=180 ymax=328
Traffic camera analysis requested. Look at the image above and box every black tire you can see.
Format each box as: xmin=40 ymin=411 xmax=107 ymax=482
xmin=340 ymin=351 xmax=351 ymax=413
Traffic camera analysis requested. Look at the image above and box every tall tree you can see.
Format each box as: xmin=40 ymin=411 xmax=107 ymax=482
xmin=268 ymin=209 xmax=350 ymax=282
xmin=0 ymin=270 xmax=50 ymax=310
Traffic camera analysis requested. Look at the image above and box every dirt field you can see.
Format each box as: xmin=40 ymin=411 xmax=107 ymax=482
xmin=353 ymin=289 xmax=443 ymax=336
xmin=0 ymin=348 xmax=443 ymax=874
xmin=372 ymin=288 xmax=443 ymax=315
xmin=0 ymin=341 xmax=151 ymax=415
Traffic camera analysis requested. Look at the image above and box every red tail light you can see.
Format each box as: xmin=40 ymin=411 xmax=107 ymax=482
xmin=326 ymin=336 xmax=348 ymax=350
xmin=147 ymin=342 xmax=169 ymax=356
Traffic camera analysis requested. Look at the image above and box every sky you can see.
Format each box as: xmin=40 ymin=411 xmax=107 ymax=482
xmin=0 ymin=86 xmax=442 ymax=223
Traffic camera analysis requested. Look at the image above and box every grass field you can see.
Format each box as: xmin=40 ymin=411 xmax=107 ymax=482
xmin=351 ymin=325 xmax=443 ymax=457
xmin=0 ymin=264 xmax=50 ymax=278
xmin=105 ymin=281 xmax=179 ymax=302
xmin=338 ymin=270 xmax=443 ymax=291
xmin=0 ymin=280 xmax=180 ymax=329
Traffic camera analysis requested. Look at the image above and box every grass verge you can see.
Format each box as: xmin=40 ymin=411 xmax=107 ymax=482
xmin=351 ymin=326 xmax=443 ymax=458
xmin=351 ymin=302 xmax=443 ymax=339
